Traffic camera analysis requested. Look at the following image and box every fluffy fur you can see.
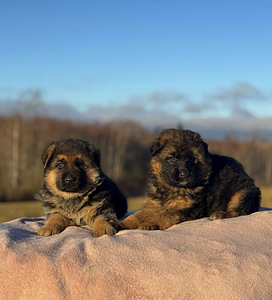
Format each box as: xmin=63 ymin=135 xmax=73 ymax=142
xmin=113 ymin=129 xmax=261 ymax=230
xmin=37 ymin=138 xmax=127 ymax=237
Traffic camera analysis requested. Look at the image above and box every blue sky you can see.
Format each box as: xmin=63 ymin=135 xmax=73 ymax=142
xmin=1 ymin=0 xmax=272 ymax=122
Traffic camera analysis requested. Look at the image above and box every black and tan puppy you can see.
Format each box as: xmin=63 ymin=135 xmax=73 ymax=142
xmin=114 ymin=129 xmax=260 ymax=231
xmin=37 ymin=138 xmax=127 ymax=237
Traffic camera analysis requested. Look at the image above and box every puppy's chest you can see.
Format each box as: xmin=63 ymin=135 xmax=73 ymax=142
xmin=163 ymin=196 xmax=194 ymax=211
xmin=52 ymin=197 xmax=99 ymax=224
xmin=57 ymin=196 xmax=89 ymax=213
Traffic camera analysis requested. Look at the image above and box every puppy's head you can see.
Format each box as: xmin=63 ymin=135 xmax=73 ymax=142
xmin=149 ymin=129 xmax=212 ymax=188
xmin=42 ymin=139 xmax=102 ymax=199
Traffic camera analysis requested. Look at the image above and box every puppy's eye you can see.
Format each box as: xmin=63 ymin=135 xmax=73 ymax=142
xmin=167 ymin=156 xmax=177 ymax=162
xmin=56 ymin=162 xmax=65 ymax=169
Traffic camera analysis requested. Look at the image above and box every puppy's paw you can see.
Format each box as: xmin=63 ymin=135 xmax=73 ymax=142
xmin=92 ymin=217 xmax=117 ymax=237
xmin=38 ymin=214 xmax=71 ymax=236
xmin=110 ymin=220 xmax=159 ymax=231
xmin=93 ymin=223 xmax=117 ymax=237
xmin=138 ymin=223 xmax=160 ymax=230
xmin=209 ymin=211 xmax=227 ymax=220
xmin=38 ymin=224 xmax=65 ymax=236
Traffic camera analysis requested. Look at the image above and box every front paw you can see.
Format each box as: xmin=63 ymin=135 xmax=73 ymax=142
xmin=93 ymin=224 xmax=117 ymax=237
xmin=110 ymin=220 xmax=159 ymax=230
xmin=38 ymin=224 xmax=65 ymax=236
xmin=138 ymin=223 xmax=160 ymax=230
xmin=209 ymin=211 xmax=227 ymax=220
xmin=92 ymin=218 xmax=117 ymax=237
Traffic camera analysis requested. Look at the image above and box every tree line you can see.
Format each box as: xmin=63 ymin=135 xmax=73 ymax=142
xmin=0 ymin=115 xmax=271 ymax=202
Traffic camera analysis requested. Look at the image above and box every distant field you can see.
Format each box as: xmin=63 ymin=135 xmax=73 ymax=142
xmin=259 ymin=186 xmax=272 ymax=208
xmin=0 ymin=197 xmax=145 ymax=223
xmin=0 ymin=187 xmax=271 ymax=223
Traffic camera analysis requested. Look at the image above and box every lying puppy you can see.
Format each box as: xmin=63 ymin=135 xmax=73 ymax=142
xmin=37 ymin=138 xmax=127 ymax=237
xmin=113 ymin=129 xmax=261 ymax=231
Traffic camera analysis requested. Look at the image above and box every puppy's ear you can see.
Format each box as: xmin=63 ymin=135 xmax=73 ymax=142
xmin=87 ymin=144 xmax=101 ymax=166
xmin=150 ymin=128 xmax=180 ymax=156
xmin=42 ymin=142 xmax=56 ymax=168
xmin=190 ymin=130 xmax=209 ymax=154
xmin=149 ymin=136 xmax=167 ymax=156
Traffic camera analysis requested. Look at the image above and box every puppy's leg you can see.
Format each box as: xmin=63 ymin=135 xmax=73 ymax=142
xmin=113 ymin=209 xmax=181 ymax=230
xmin=209 ymin=209 xmax=247 ymax=220
xmin=117 ymin=212 xmax=142 ymax=229
xmin=38 ymin=213 xmax=73 ymax=236
xmin=227 ymin=189 xmax=260 ymax=217
xmin=112 ymin=209 xmax=158 ymax=230
xmin=209 ymin=188 xmax=260 ymax=220
xmin=92 ymin=216 xmax=117 ymax=237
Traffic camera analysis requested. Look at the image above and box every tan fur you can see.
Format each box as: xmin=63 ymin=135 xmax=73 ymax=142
xmin=151 ymin=160 xmax=162 ymax=176
xmin=38 ymin=213 xmax=76 ymax=236
xmin=118 ymin=196 xmax=190 ymax=230
xmin=209 ymin=211 xmax=227 ymax=220
xmin=117 ymin=214 xmax=141 ymax=229
xmin=118 ymin=209 xmax=160 ymax=230
xmin=227 ymin=191 xmax=243 ymax=212
xmin=228 ymin=211 xmax=246 ymax=218
xmin=209 ymin=191 xmax=247 ymax=220
xmin=120 ymin=208 xmax=182 ymax=230
xmin=86 ymin=168 xmax=101 ymax=184
xmin=92 ymin=216 xmax=116 ymax=237
xmin=45 ymin=170 xmax=83 ymax=199
xmin=163 ymin=196 xmax=194 ymax=211
xmin=57 ymin=154 xmax=69 ymax=161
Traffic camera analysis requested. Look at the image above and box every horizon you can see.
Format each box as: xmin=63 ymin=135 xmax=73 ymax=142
xmin=1 ymin=96 xmax=272 ymax=141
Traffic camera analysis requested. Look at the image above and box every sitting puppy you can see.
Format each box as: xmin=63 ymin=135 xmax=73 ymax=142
xmin=37 ymin=138 xmax=127 ymax=237
xmin=113 ymin=129 xmax=261 ymax=231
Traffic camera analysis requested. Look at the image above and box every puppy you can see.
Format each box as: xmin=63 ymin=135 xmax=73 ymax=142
xmin=37 ymin=138 xmax=127 ymax=237
xmin=113 ymin=129 xmax=261 ymax=230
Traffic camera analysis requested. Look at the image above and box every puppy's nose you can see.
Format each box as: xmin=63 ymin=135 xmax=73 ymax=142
xmin=180 ymin=169 xmax=189 ymax=179
xmin=64 ymin=174 xmax=76 ymax=183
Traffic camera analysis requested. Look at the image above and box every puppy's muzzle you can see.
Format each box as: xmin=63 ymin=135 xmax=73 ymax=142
xmin=64 ymin=174 xmax=77 ymax=184
xmin=60 ymin=173 xmax=81 ymax=191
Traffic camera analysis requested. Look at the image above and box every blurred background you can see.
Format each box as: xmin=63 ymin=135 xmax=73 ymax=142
xmin=1 ymin=0 xmax=272 ymax=221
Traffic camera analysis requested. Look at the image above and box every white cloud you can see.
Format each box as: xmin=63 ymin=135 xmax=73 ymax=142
xmin=1 ymin=85 xmax=272 ymax=140
xmin=85 ymin=103 xmax=181 ymax=128
xmin=211 ymin=82 xmax=266 ymax=102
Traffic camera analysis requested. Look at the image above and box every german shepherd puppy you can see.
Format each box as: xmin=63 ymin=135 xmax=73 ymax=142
xmin=37 ymin=139 xmax=127 ymax=237
xmin=113 ymin=129 xmax=261 ymax=231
